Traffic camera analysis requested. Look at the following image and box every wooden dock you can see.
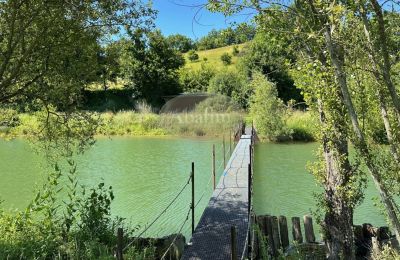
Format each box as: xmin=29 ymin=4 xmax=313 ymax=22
xmin=182 ymin=129 xmax=253 ymax=260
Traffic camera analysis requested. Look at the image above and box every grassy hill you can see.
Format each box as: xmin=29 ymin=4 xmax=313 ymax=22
xmin=183 ymin=43 xmax=247 ymax=71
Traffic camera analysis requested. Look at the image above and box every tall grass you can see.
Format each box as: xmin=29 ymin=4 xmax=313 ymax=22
xmin=1 ymin=110 xmax=243 ymax=138
xmin=286 ymin=111 xmax=318 ymax=142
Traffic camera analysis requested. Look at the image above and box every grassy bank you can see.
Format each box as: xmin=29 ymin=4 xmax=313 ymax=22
xmin=0 ymin=109 xmax=317 ymax=142
xmin=0 ymin=111 xmax=244 ymax=138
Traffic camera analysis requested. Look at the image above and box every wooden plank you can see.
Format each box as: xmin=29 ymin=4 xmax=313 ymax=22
xmin=292 ymin=217 xmax=303 ymax=243
xmin=303 ymin=215 xmax=316 ymax=243
xmin=279 ymin=216 xmax=289 ymax=249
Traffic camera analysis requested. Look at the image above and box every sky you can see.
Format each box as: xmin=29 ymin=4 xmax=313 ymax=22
xmin=152 ymin=0 xmax=254 ymax=40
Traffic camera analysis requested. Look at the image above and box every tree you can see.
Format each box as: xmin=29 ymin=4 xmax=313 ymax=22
xmin=0 ymin=0 xmax=154 ymax=108
xmin=208 ymin=69 xmax=249 ymax=108
xmin=249 ymin=72 xmax=289 ymax=141
xmin=0 ymin=0 xmax=155 ymax=155
xmin=207 ymin=2 xmax=371 ymax=259
xmin=196 ymin=23 xmax=255 ymax=50
xmin=239 ymin=31 xmax=302 ymax=103
xmin=166 ymin=34 xmax=195 ymax=53
xmin=220 ymin=53 xmax=232 ymax=65
xmin=179 ymin=63 xmax=215 ymax=93
xmin=119 ymin=30 xmax=185 ymax=107
xmin=187 ymin=50 xmax=199 ymax=62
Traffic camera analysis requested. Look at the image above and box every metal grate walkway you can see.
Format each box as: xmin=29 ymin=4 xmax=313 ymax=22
xmin=182 ymin=131 xmax=252 ymax=260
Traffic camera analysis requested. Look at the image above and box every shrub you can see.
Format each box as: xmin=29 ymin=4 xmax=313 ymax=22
xmin=232 ymin=45 xmax=240 ymax=56
xmin=179 ymin=64 xmax=215 ymax=93
xmin=220 ymin=53 xmax=232 ymax=65
xmin=208 ymin=70 xmax=250 ymax=108
xmin=195 ymin=95 xmax=241 ymax=113
xmin=187 ymin=50 xmax=199 ymax=62
xmin=249 ymin=71 xmax=291 ymax=141
xmin=286 ymin=111 xmax=317 ymax=141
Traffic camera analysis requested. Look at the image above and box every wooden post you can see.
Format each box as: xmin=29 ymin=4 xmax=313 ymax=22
xmin=292 ymin=217 xmax=303 ymax=243
xmin=117 ymin=227 xmax=123 ymax=260
xmin=265 ymin=216 xmax=276 ymax=256
xmin=223 ymin=136 xmax=226 ymax=167
xmin=191 ymin=162 xmax=195 ymax=235
xmin=278 ymin=216 xmax=289 ymax=249
xmin=248 ymin=163 xmax=252 ymax=214
xmin=303 ymin=215 xmax=315 ymax=243
xmin=251 ymin=214 xmax=258 ymax=260
xmin=231 ymin=226 xmax=238 ymax=260
xmin=212 ymin=144 xmax=216 ymax=190
xmin=229 ymin=130 xmax=232 ymax=155
xmin=271 ymin=216 xmax=281 ymax=253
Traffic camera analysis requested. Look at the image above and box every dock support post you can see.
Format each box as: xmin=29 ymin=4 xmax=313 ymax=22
xmin=191 ymin=162 xmax=195 ymax=235
xmin=292 ymin=217 xmax=303 ymax=243
xmin=303 ymin=215 xmax=315 ymax=243
xmin=212 ymin=144 xmax=216 ymax=190
xmin=279 ymin=216 xmax=289 ymax=249
xmin=231 ymin=226 xmax=238 ymax=260
xmin=117 ymin=227 xmax=123 ymax=260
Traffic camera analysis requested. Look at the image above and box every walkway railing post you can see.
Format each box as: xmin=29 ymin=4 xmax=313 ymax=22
xmin=231 ymin=225 xmax=238 ymax=260
xmin=117 ymin=227 xmax=124 ymax=260
xmin=248 ymin=163 xmax=252 ymax=258
xmin=191 ymin=162 xmax=195 ymax=235
xmin=212 ymin=144 xmax=216 ymax=190
xmin=229 ymin=130 xmax=232 ymax=155
xmin=223 ymin=136 xmax=226 ymax=167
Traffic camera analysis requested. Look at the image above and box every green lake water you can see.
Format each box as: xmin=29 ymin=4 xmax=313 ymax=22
xmin=0 ymin=138 xmax=387 ymax=240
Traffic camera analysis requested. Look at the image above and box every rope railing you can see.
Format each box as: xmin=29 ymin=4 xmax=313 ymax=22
xmin=160 ymin=206 xmax=192 ymax=260
xmin=123 ymin=174 xmax=192 ymax=251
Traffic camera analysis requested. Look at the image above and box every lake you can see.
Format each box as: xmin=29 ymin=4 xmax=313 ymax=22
xmin=0 ymin=138 xmax=386 ymax=240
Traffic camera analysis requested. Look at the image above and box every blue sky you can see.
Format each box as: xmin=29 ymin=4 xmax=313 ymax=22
xmin=152 ymin=0 xmax=254 ymax=40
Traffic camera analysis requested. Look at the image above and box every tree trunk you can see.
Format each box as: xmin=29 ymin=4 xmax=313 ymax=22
xmin=324 ymin=22 xmax=400 ymax=244
xmin=317 ymin=99 xmax=355 ymax=260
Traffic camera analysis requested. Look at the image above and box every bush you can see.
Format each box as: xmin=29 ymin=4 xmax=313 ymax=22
xmin=179 ymin=64 xmax=215 ymax=93
xmin=249 ymin=72 xmax=290 ymax=141
xmin=286 ymin=111 xmax=317 ymax=141
xmin=208 ymin=70 xmax=249 ymax=108
xmin=232 ymin=45 xmax=240 ymax=56
xmin=220 ymin=53 xmax=232 ymax=65
xmin=187 ymin=50 xmax=199 ymax=62
xmin=195 ymin=95 xmax=241 ymax=113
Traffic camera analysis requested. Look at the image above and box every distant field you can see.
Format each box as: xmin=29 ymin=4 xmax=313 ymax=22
xmin=184 ymin=43 xmax=247 ymax=71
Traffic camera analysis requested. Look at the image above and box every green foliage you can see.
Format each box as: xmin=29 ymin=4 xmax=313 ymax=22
xmin=232 ymin=45 xmax=240 ymax=56
xmin=249 ymin=72 xmax=290 ymax=141
xmin=195 ymin=95 xmax=241 ymax=113
xmin=286 ymin=111 xmax=318 ymax=142
xmin=220 ymin=53 xmax=232 ymax=65
xmin=207 ymin=70 xmax=250 ymax=108
xmin=239 ymin=31 xmax=302 ymax=103
xmin=196 ymin=23 xmax=255 ymax=50
xmin=187 ymin=50 xmax=199 ymax=62
xmin=0 ymin=162 xmax=135 ymax=259
xmin=166 ymin=34 xmax=195 ymax=53
xmin=179 ymin=64 xmax=215 ymax=93
xmin=0 ymin=0 xmax=154 ymax=108
xmin=82 ymin=89 xmax=135 ymax=112
xmin=118 ymin=30 xmax=185 ymax=107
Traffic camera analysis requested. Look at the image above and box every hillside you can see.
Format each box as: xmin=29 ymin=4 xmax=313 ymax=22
xmin=183 ymin=43 xmax=247 ymax=71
